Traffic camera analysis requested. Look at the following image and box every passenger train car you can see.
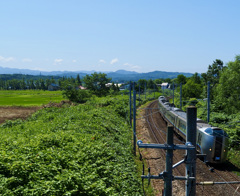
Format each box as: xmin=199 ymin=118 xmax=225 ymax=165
xmin=158 ymin=96 xmax=228 ymax=163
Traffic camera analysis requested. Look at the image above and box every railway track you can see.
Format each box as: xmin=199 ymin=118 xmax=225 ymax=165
xmin=140 ymin=100 xmax=240 ymax=196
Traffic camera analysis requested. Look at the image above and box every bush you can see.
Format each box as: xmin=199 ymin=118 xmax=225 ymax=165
xmin=62 ymin=86 xmax=91 ymax=103
xmin=0 ymin=95 xmax=143 ymax=195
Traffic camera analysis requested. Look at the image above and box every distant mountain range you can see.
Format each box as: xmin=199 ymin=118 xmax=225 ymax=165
xmin=0 ymin=66 xmax=193 ymax=82
xmin=0 ymin=66 xmax=95 ymax=76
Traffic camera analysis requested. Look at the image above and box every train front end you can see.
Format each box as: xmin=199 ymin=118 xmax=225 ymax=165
xmin=200 ymin=127 xmax=228 ymax=163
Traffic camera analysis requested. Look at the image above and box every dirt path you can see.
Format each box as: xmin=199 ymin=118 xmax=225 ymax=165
xmin=136 ymin=103 xmax=166 ymax=195
xmin=0 ymin=100 xmax=74 ymax=124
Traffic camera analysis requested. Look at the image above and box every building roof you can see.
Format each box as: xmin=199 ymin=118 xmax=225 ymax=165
xmin=79 ymin=86 xmax=87 ymax=90
xmin=161 ymin=83 xmax=169 ymax=86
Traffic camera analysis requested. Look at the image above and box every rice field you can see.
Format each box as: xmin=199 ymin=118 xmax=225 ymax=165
xmin=0 ymin=90 xmax=64 ymax=106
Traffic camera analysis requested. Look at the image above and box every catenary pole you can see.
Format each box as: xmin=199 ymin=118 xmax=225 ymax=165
xmin=154 ymin=84 xmax=155 ymax=98
xmin=180 ymin=83 xmax=182 ymax=110
xmin=185 ymin=106 xmax=197 ymax=196
xmin=139 ymin=81 xmax=140 ymax=102
xmin=133 ymin=87 xmax=136 ymax=155
xmin=164 ymin=126 xmax=174 ymax=196
xmin=207 ymin=81 xmax=210 ymax=123
xmin=129 ymin=81 xmax=132 ymax=127
xmin=172 ymin=82 xmax=174 ymax=105
xmin=145 ymin=82 xmax=147 ymax=99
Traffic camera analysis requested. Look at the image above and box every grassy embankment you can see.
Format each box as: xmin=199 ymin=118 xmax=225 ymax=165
xmin=0 ymin=90 xmax=161 ymax=195
xmin=0 ymin=91 xmax=151 ymax=195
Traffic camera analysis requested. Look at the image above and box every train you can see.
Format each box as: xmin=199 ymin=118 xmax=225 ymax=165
xmin=158 ymin=96 xmax=228 ymax=163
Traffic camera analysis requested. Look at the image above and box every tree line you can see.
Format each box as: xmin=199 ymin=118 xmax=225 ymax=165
xmin=0 ymin=74 xmax=80 ymax=90
xmin=169 ymin=55 xmax=240 ymax=115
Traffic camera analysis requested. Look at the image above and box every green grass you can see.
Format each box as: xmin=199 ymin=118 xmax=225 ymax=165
xmin=0 ymin=90 xmax=64 ymax=106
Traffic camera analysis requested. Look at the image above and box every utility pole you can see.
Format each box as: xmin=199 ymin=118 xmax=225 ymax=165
xmin=185 ymin=106 xmax=197 ymax=196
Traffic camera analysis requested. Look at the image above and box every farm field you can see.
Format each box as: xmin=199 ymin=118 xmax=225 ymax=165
xmin=0 ymin=90 xmax=63 ymax=106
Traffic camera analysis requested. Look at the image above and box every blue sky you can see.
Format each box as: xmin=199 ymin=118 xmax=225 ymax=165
xmin=0 ymin=1 xmax=240 ymax=73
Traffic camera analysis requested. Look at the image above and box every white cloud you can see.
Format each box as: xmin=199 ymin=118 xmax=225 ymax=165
xmin=131 ymin=65 xmax=141 ymax=69
xmin=31 ymin=67 xmax=47 ymax=71
xmin=99 ymin=59 xmax=106 ymax=63
xmin=22 ymin=58 xmax=32 ymax=62
xmin=110 ymin=58 xmax=118 ymax=65
xmin=54 ymin=59 xmax=63 ymax=65
xmin=123 ymin=62 xmax=141 ymax=71
xmin=72 ymin=60 xmax=77 ymax=63
xmin=0 ymin=56 xmax=15 ymax=62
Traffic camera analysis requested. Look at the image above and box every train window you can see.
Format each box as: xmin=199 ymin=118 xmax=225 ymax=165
xmin=196 ymin=119 xmax=206 ymax=123
xmin=205 ymin=128 xmax=228 ymax=137
xmin=213 ymin=129 xmax=227 ymax=137
xmin=179 ymin=120 xmax=186 ymax=132
xmin=173 ymin=108 xmax=181 ymax=111
xmin=204 ymin=128 xmax=213 ymax=135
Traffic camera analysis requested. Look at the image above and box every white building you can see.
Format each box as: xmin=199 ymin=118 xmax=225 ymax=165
xmin=161 ymin=83 xmax=169 ymax=90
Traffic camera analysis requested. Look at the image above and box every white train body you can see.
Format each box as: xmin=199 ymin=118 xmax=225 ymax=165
xmin=158 ymin=96 xmax=228 ymax=163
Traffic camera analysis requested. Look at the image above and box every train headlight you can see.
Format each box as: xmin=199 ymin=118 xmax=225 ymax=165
xmin=224 ymin=149 xmax=226 ymax=152
xmin=209 ymin=148 xmax=212 ymax=152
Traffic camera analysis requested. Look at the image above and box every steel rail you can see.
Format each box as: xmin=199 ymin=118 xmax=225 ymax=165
xmin=207 ymin=166 xmax=240 ymax=195
xmin=144 ymin=101 xmax=189 ymax=193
